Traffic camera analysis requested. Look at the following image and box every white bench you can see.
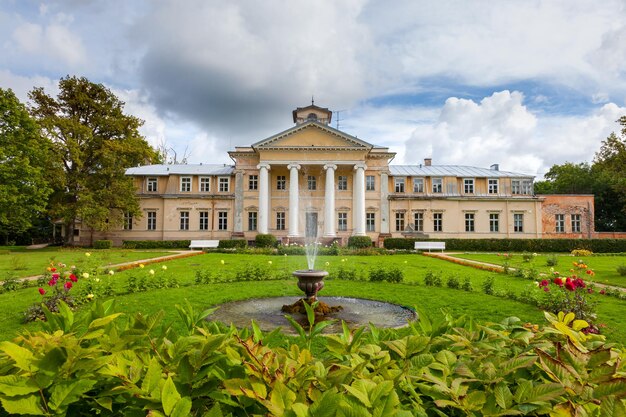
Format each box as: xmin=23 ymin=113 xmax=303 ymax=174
xmin=189 ymin=240 xmax=220 ymax=249
xmin=414 ymin=241 xmax=446 ymax=252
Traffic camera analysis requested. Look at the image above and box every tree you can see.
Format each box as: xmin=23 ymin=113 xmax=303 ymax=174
xmin=534 ymin=162 xmax=595 ymax=195
xmin=0 ymin=88 xmax=52 ymax=244
xmin=29 ymin=76 xmax=158 ymax=245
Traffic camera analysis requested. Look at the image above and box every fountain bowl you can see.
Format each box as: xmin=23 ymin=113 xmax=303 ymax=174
xmin=293 ymin=269 xmax=328 ymax=300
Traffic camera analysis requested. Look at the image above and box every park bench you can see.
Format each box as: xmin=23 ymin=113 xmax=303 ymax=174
xmin=189 ymin=240 xmax=220 ymax=249
xmin=414 ymin=241 xmax=446 ymax=252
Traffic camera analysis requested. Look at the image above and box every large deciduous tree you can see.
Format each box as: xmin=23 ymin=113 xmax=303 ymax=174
xmin=0 ymin=88 xmax=52 ymax=244
xmin=29 ymin=76 xmax=158 ymax=244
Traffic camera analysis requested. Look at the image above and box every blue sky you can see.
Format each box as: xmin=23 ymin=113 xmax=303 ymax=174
xmin=1 ymin=0 xmax=626 ymax=177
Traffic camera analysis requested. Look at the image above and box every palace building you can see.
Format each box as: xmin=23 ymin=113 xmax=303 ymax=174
xmin=80 ymin=103 xmax=596 ymax=246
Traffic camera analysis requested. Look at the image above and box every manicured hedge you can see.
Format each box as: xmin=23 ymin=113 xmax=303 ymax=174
xmin=93 ymin=240 xmax=112 ymax=249
xmin=255 ymin=234 xmax=278 ymax=248
xmin=217 ymin=239 xmax=247 ymax=249
xmin=383 ymin=237 xmax=626 ymax=253
xmin=347 ymin=235 xmax=373 ymax=248
xmin=122 ymin=240 xmax=191 ymax=249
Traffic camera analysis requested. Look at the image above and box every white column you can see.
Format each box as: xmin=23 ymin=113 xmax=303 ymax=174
xmin=288 ymin=163 xmax=301 ymax=237
xmin=380 ymin=171 xmax=390 ymax=234
xmin=323 ymin=164 xmax=337 ymax=237
xmin=257 ymin=163 xmax=271 ymax=234
xmin=353 ymin=163 xmax=367 ymax=236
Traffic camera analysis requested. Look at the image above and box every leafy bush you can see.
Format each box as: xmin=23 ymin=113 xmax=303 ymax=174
xmin=334 ymin=265 xmax=357 ymax=281
xmin=347 ymin=235 xmax=372 ymax=249
xmin=1 ymin=301 xmax=623 ymax=416
xmin=369 ymin=266 xmax=403 ymax=283
xmin=461 ymin=277 xmax=473 ymax=292
xmin=93 ymin=239 xmax=113 ymax=249
xmin=546 ymin=254 xmax=559 ymax=266
xmin=617 ymin=264 xmax=626 ymax=276
xmin=218 ymin=239 xmax=247 ymax=249
xmin=423 ymin=270 xmax=442 ymax=286
xmin=536 ymin=275 xmax=597 ymax=327
xmin=482 ymin=277 xmax=495 ymax=295
xmin=446 ymin=275 xmax=461 ymax=289
xmin=368 ymin=267 xmax=386 ymax=282
xmin=255 ymin=234 xmax=278 ymax=248
xmin=572 ymin=248 xmax=593 ymax=257
xmin=123 ymin=240 xmax=191 ymax=249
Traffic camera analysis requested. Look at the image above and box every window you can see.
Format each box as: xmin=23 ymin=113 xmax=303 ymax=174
xmin=413 ymin=178 xmax=424 ymax=193
xmin=200 ymin=177 xmax=210 ymax=192
xmin=571 ymin=214 xmax=581 ymax=233
xmin=180 ymin=177 xmax=191 ymax=192
xmin=394 ymin=177 xmax=405 ymax=193
xmin=395 ymin=212 xmax=405 ymax=232
xmin=199 ymin=211 xmax=209 ymax=231
xmin=512 ymin=180 xmax=521 ymax=195
xmin=514 ymin=213 xmax=524 ymax=233
xmin=338 ymin=213 xmax=347 ymax=231
xmin=123 ymin=212 xmax=133 ymax=230
xmin=338 ymin=176 xmax=348 ymax=191
xmin=414 ymin=212 xmax=423 ymax=232
xmin=522 ymin=180 xmax=533 ymax=195
xmin=276 ymin=175 xmax=286 ymax=190
xmin=276 ymin=212 xmax=285 ymax=230
xmin=180 ymin=211 xmax=189 ymax=230
xmin=555 ymin=214 xmax=565 ymax=233
xmin=248 ymin=212 xmax=257 ymax=231
xmin=218 ymin=211 xmax=228 ymax=230
xmin=488 ymin=179 xmax=499 ymax=194
xmin=432 ymin=178 xmax=443 ymax=193
xmin=465 ymin=213 xmax=475 ymax=232
xmin=307 ymin=175 xmax=317 ymax=191
xmin=489 ymin=213 xmax=499 ymax=232
xmin=366 ymin=213 xmax=375 ymax=232
xmin=366 ymin=175 xmax=375 ymax=191
xmin=147 ymin=212 xmax=157 ymax=231
xmin=433 ymin=213 xmax=443 ymax=232
xmin=464 ymin=179 xmax=474 ymax=194
xmin=218 ymin=177 xmax=229 ymax=192
xmin=249 ymin=175 xmax=258 ymax=191
xmin=147 ymin=177 xmax=158 ymax=192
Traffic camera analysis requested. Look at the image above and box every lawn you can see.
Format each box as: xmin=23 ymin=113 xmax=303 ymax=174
xmin=0 ymin=247 xmax=176 ymax=279
xmin=450 ymin=252 xmax=626 ymax=288
xmin=1 ymin=252 xmax=624 ymax=344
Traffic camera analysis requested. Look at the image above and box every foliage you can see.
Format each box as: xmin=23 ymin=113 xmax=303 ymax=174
xmin=333 ymin=264 xmax=358 ymax=281
xmin=618 ymin=264 xmax=626 ymax=277
xmin=218 ymin=239 xmax=247 ymax=249
xmin=255 ymin=233 xmax=278 ymax=248
xmin=536 ymin=271 xmax=598 ymax=327
xmin=28 ymin=76 xmax=158 ymax=244
xmin=572 ymin=248 xmax=593 ymax=257
xmin=1 ymin=301 xmax=624 ymax=416
xmin=368 ymin=266 xmax=403 ymax=283
xmin=546 ymin=254 xmax=559 ymax=266
xmin=347 ymin=235 xmax=372 ymax=249
xmin=93 ymin=240 xmax=112 ymax=249
xmin=461 ymin=277 xmax=473 ymax=292
xmin=482 ymin=276 xmax=495 ymax=295
xmin=423 ymin=270 xmax=442 ymax=287
xmin=446 ymin=274 xmax=461 ymax=289
xmin=122 ymin=240 xmax=191 ymax=249
xmin=385 ymin=237 xmax=626 ymax=253
xmin=0 ymin=88 xmax=52 ymax=243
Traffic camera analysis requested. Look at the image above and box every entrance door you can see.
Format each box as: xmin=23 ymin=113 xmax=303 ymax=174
xmin=305 ymin=213 xmax=318 ymax=238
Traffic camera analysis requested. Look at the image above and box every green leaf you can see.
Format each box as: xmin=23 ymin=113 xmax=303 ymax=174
xmin=435 ymin=350 xmax=457 ymax=367
xmin=170 ymin=397 xmax=192 ymax=417
xmin=528 ymin=383 xmax=566 ymax=403
xmin=500 ymin=356 xmax=537 ymax=376
xmin=593 ymin=378 xmax=626 ymax=399
xmin=88 ymin=313 xmax=123 ymax=329
xmin=599 ymin=395 xmax=626 ymax=417
xmin=311 ymin=319 xmax=336 ymax=338
xmin=0 ymin=341 xmax=36 ymax=371
xmin=461 ymin=391 xmax=486 ymax=411
xmin=0 ymin=375 xmax=40 ymax=396
xmin=304 ymin=301 xmax=316 ymax=329
xmin=141 ymin=357 xmax=162 ymax=397
xmin=285 ymin=315 xmax=306 ymax=339
xmin=162 ymin=376 xmax=182 ymax=416
xmin=343 ymin=383 xmax=372 ymax=408
xmin=535 ymin=349 xmax=578 ymax=386
xmin=95 ymin=397 xmax=113 ymax=412
xmin=291 ymin=402 xmax=309 ymax=417
xmin=205 ymin=403 xmax=223 ymax=417
xmin=494 ymin=383 xmax=513 ymax=409
xmin=0 ymin=395 xmax=45 ymax=415
xmin=49 ymin=379 xmax=96 ymax=411
xmin=251 ymin=320 xmax=263 ymax=343
xmin=309 ymin=390 xmax=340 ymax=417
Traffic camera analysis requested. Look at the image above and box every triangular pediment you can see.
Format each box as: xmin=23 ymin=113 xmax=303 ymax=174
xmin=252 ymin=122 xmax=373 ymax=150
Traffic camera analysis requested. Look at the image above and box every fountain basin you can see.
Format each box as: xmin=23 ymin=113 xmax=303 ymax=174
xmin=208 ymin=296 xmax=417 ymax=335
xmin=293 ymin=269 xmax=328 ymax=300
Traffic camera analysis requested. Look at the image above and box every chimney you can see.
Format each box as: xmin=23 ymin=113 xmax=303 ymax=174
xmin=490 ymin=164 xmax=499 ymax=171
xmin=424 ymin=158 xmax=432 ymax=166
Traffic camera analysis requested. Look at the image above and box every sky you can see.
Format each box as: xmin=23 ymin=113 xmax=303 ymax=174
xmin=1 ymin=0 xmax=626 ymax=177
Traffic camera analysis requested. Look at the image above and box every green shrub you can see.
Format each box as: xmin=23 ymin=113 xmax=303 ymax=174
xmin=335 ymin=265 xmax=358 ymax=281
xmin=93 ymin=240 xmax=113 ymax=249
xmin=482 ymin=277 xmax=495 ymax=295
xmin=369 ymin=266 xmax=403 ymax=283
xmin=368 ymin=267 xmax=386 ymax=282
xmin=255 ymin=234 xmax=278 ymax=248
xmin=461 ymin=277 xmax=473 ymax=292
xmin=218 ymin=239 xmax=247 ymax=249
xmin=546 ymin=254 xmax=559 ymax=267
xmin=521 ymin=252 xmax=533 ymax=262
xmin=123 ymin=240 xmax=191 ymax=249
xmin=347 ymin=236 xmax=372 ymax=249
xmin=423 ymin=271 xmax=442 ymax=287
xmin=446 ymin=275 xmax=461 ymax=289
xmin=617 ymin=264 xmax=626 ymax=276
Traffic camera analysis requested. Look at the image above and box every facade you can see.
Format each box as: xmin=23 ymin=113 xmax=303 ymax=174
xmin=82 ymin=104 xmax=596 ymax=246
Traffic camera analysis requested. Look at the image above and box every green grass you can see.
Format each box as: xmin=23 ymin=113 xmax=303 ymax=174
xmin=451 ymin=252 xmax=626 ymax=288
xmin=0 ymin=252 xmax=624 ymax=344
xmin=0 ymin=247 xmax=175 ymax=278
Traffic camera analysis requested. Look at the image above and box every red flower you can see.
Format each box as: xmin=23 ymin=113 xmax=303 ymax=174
xmin=48 ymin=279 xmax=55 ymax=287
xmin=64 ymin=281 xmax=73 ymax=290
xmin=51 ymin=267 xmax=56 ymax=272
xmin=554 ymin=277 xmax=563 ymax=287
xmin=38 ymin=288 xmax=46 ymax=295
xmin=600 ymin=289 xmax=606 ymax=295
xmin=543 ymin=287 xmax=550 ymax=292
xmin=587 ymin=288 xmax=593 ymax=294
xmin=69 ymin=274 xmax=77 ymax=282
xmin=586 ymin=270 xmax=592 ymax=275
xmin=574 ymin=278 xmax=585 ymax=288
xmin=52 ymin=273 xmax=59 ymax=279
xmin=565 ymin=281 xmax=575 ymax=291
xmin=540 ymin=279 xmax=549 ymax=287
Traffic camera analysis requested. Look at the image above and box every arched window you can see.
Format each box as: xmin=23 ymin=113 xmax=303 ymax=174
xmin=307 ymin=113 xmax=318 ymax=121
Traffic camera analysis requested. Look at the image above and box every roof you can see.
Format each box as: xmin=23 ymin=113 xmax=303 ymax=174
xmin=251 ymin=121 xmax=378 ymax=149
xmin=126 ymin=164 xmax=235 ymax=176
xmin=390 ymin=165 xmax=534 ymax=178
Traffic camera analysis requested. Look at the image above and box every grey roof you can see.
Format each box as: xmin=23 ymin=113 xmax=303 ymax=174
xmin=390 ymin=165 xmax=534 ymax=178
xmin=126 ymin=164 xmax=235 ymax=176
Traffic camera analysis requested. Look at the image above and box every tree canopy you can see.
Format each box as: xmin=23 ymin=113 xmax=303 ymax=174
xmin=0 ymin=88 xmax=52 ymax=243
xmin=28 ymin=76 xmax=158 ymax=244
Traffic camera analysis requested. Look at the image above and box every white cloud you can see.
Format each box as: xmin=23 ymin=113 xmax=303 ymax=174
xmin=403 ymin=91 xmax=626 ymax=177
xmin=0 ymin=70 xmax=58 ymax=102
